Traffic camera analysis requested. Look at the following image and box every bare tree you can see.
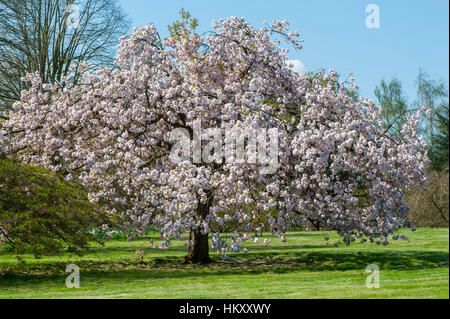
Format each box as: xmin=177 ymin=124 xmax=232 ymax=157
xmin=0 ymin=0 xmax=129 ymax=114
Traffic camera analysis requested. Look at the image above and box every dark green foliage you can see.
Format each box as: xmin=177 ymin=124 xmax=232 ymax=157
xmin=428 ymin=103 xmax=449 ymax=171
xmin=0 ymin=157 xmax=108 ymax=257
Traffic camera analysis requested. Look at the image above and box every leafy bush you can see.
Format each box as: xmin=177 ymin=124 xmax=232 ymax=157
xmin=0 ymin=157 xmax=110 ymax=257
xmin=89 ymin=227 xmax=127 ymax=241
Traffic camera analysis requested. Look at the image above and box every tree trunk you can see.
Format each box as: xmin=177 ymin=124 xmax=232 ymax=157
xmin=185 ymin=195 xmax=213 ymax=264
xmin=185 ymin=227 xmax=211 ymax=264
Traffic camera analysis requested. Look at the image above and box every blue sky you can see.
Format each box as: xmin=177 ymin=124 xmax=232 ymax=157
xmin=118 ymin=0 xmax=449 ymax=103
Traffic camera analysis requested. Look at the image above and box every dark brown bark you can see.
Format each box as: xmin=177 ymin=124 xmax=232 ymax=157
xmin=184 ymin=195 xmax=213 ymax=264
xmin=185 ymin=227 xmax=211 ymax=264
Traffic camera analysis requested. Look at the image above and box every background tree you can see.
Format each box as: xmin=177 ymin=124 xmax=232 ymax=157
xmin=374 ymin=72 xmax=449 ymax=171
xmin=0 ymin=0 xmax=129 ymax=114
xmin=428 ymin=102 xmax=449 ymax=171
xmin=374 ymin=78 xmax=408 ymax=138
xmin=415 ymin=69 xmax=448 ymax=155
xmin=374 ymin=72 xmax=449 ymax=227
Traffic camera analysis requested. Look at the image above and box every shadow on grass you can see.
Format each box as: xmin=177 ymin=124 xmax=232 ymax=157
xmin=89 ymin=243 xmax=330 ymax=256
xmin=0 ymin=250 xmax=447 ymax=288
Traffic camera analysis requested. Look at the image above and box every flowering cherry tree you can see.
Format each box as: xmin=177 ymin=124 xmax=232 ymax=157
xmin=2 ymin=17 xmax=427 ymax=263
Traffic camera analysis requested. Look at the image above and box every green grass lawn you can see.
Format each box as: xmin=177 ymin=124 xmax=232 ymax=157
xmin=0 ymin=228 xmax=448 ymax=299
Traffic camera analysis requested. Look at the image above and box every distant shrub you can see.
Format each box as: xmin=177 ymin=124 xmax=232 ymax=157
xmin=407 ymin=166 xmax=449 ymax=227
xmin=89 ymin=227 xmax=127 ymax=241
xmin=0 ymin=157 xmax=111 ymax=257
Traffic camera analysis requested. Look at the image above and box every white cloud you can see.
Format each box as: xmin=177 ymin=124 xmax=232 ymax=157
xmin=287 ymin=59 xmax=306 ymax=74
